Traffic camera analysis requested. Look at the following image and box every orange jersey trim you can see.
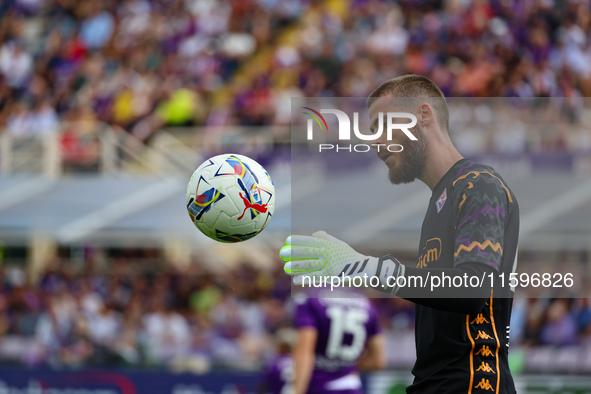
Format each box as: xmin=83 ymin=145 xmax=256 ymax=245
xmin=454 ymin=240 xmax=503 ymax=258
xmin=467 ymin=314 xmax=476 ymax=394
xmin=489 ymin=290 xmax=501 ymax=394
xmin=452 ymin=170 xmax=513 ymax=204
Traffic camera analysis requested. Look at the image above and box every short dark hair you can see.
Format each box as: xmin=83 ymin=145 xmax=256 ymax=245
xmin=367 ymin=75 xmax=449 ymax=132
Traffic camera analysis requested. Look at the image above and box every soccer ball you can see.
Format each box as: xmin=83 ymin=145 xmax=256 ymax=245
xmin=186 ymin=153 xmax=275 ymax=242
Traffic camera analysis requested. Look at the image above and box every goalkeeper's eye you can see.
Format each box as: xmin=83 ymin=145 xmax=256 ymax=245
xmin=369 ymin=121 xmax=386 ymax=134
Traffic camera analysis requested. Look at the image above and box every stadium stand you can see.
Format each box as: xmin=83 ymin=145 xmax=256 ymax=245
xmin=1 ymin=0 xmax=591 ymax=383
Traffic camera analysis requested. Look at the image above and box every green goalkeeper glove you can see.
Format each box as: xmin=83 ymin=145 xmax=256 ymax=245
xmin=279 ymin=231 xmax=405 ymax=294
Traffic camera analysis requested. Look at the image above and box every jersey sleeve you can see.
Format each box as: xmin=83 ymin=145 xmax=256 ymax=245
xmin=260 ymin=359 xmax=276 ymax=386
xmin=365 ymin=303 xmax=381 ymax=338
xmin=294 ymin=297 xmax=317 ymax=329
xmin=454 ymin=173 xmax=512 ymax=272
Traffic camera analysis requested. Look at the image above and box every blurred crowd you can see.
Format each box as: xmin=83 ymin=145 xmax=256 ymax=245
xmin=0 ymin=0 xmax=591 ymax=374
xmin=0 ymin=0 xmax=304 ymax=139
xmin=0 ymin=254 xmax=294 ymax=370
xmin=0 ymin=249 xmax=589 ymax=372
xmin=1 ymin=0 xmax=591 ymax=168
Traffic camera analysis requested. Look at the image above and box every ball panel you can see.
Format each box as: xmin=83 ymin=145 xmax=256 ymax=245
xmin=195 ymin=221 xmax=215 ymax=240
xmin=212 ymin=211 xmax=258 ymax=242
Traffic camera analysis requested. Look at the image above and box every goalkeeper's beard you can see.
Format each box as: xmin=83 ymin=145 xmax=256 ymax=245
xmin=387 ymin=124 xmax=427 ymax=185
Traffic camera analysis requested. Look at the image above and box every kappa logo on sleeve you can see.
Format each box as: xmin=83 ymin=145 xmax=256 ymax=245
xmin=475 ymin=345 xmax=494 ymax=357
xmin=474 ymin=378 xmax=494 ymax=391
xmin=475 ymin=330 xmax=493 ymax=340
xmin=476 ymin=362 xmax=496 ymax=373
xmin=471 ymin=314 xmax=489 ymax=325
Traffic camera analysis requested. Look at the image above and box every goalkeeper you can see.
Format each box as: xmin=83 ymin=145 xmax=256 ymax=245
xmin=281 ymin=75 xmax=519 ymax=394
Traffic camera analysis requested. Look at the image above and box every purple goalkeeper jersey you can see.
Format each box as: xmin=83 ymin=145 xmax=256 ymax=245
xmin=294 ymin=291 xmax=380 ymax=392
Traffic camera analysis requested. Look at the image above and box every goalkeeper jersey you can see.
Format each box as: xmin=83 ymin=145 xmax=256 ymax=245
xmin=408 ymin=159 xmax=519 ymax=394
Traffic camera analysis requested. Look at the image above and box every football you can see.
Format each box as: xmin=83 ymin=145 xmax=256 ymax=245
xmin=186 ymin=153 xmax=276 ymax=242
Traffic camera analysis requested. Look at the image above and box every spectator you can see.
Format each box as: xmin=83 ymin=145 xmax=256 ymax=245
xmin=78 ymin=3 xmax=115 ymax=50
xmin=6 ymin=101 xmax=30 ymax=136
xmin=87 ymin=304 xmax=120 ymax=348
xmin=28 ymin=98 xmax=59 ymax=135
xmin=142 ymin=297 xmax=191 ymax=364
xmin=0 ymin=41 xmax=32 ymax=89
xmin=540 ymin=299 xmax=578 ymax=347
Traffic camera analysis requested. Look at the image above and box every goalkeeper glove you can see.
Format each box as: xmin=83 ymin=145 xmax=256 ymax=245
xmin=279 ymin=231 xmax=405 ymax=294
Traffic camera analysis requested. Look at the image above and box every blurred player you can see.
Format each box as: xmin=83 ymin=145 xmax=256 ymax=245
xmin=292 ymin=290 xmax=385 ymax=394
xmin=282 ymin=75 xmax=519 ymax=393
xmin=258 ymin=328 xmax=296 ymax=394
